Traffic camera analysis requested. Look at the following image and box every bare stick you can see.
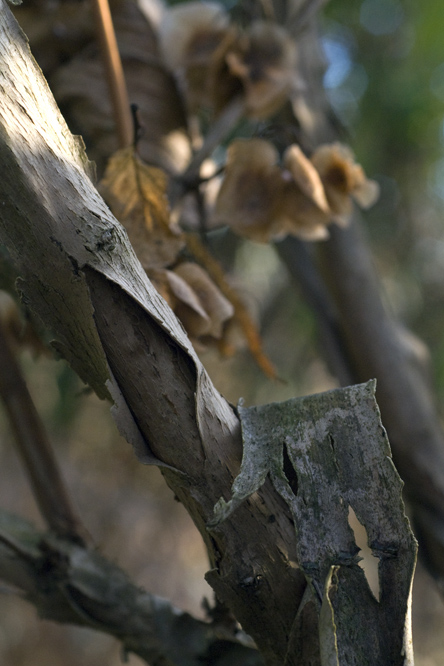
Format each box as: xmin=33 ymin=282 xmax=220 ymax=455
xmin=0 ymin=319 xmax=86 ymax=543
xmin=179 ymin=97 xmax=245 ymax=187
xmin=92 ymin=0 xmax=133 ymax=148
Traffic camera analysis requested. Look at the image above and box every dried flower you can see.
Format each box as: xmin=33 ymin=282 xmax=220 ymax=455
xmin=158 ymin=1 xmax=232 ymax=111
xmin=213 ymin=139 xmax=332 ymax=242
xmin=213 ymin=138 xmax=285 ymax=242
xmin=223 ymin=21 xmax=298 ymax=118
xmin=311 ymin=143 xmax=380 ymax=226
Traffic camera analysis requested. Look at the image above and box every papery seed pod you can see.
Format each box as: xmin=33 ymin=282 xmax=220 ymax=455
xmin=223 ymin=21 xmax=299 ymax=118
xmin=311 ymin=142 xmax=379 ymax=226
xmin=158 ymin=1 xmax=232 ymax=111
xmin=213 ymin=138 xmax=285 ymax=242
xmin=173 ymin=262 xmax=234 ymax=339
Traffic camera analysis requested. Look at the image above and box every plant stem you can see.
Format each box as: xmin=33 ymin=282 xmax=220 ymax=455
xmin=92 ymin=0 xmax=133 ymax=148
xmin=0 ymin=320 xmax=86 ymax=543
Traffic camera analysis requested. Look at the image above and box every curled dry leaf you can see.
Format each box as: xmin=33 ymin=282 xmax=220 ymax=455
xmin=311 ymin=142 xmax=380 ymax=226
xmin=148 ymin=263 xmax=234 ymax=344
xmin=100 ymin=146 xmax=184 ymax=270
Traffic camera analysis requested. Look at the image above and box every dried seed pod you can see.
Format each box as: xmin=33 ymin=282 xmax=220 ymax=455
xmin=223 ymin=21 xmax=299 ymax=118
xmin=213 ymin=138 xmax=285 ymax=242
xmin=214 ymin=139 xmax=332 ymax=242
xmin=311 ymin=143 xmax=380 ymax=226
xmin=173 ymin=262 xmax=234 ymax=339
xmin=158 ymin=1 xmax=232 ymax=111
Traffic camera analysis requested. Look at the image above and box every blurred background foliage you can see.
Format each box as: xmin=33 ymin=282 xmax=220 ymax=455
xmin=322 ymin=0 xmax=444 ymax=406
xmin=2 ymin=0 xmax=444 ymax=664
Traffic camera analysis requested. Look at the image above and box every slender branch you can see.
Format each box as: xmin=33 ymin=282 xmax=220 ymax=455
xmin=0 ymin=510 xmax=263 ymax=666
xmin=92 ymin=0 xmax=133 ymax=148
xmin=289 ymin=0 xmax=331 ymax=34
xmin=174 ymin=96 xmax=245 ymax=196
xmin=275 ymin=236 xmax=353 ymax=386
xmin=0 ymin=319 xmax=86 ymax=543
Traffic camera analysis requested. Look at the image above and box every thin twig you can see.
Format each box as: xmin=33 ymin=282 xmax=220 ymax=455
xmin=92 ymin=0 xmax=133 ymax=148
xmin=180 ymin=97 xmax=245 ymax=188
xmin=0 ymin=529 xmax=37 ymax=563
xmin=0 ymin=319 xmax=86 ymax=544
xmin=288 ymin=0 xmax=330 ymax=35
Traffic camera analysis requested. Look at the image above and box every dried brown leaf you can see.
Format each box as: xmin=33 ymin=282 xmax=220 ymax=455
xmin=186 ymin=233 xmax=277 ymax=379
xmin=100 ymin=146 xmax=184 ymax=270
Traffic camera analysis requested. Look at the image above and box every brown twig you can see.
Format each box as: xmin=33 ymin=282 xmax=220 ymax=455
xmin=179 ymin=97 xmax=245 ymax=189
xmin=92 ymin=0 xmax=133 ymax=148
xmin=0 ymin=319 xmax=86 ymax=544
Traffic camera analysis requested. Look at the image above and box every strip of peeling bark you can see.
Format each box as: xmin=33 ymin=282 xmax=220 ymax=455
xmin=0 ymin=5 xmax=304 ymax=664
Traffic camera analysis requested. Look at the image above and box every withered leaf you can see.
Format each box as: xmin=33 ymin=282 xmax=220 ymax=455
xmin=100 ymin=146 xmax=184 ymax=270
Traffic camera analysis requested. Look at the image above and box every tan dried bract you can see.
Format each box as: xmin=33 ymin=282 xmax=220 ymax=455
xmin=213 ymin=138 xmax=285 ymax=242
xmin=158 ymin=6 xmax=298 ymax=119
xmin=224 ymin=21 xmax=298 ymax=118
xmin=158 ymin=1 xmax=233 ymax=111
xmin=214 ymin=139 xmax=331 ymax=242
xmin=149 ymin=263 xmax=234 ymax=345
xmin=311 ymin=142 xmax=380 ymax=226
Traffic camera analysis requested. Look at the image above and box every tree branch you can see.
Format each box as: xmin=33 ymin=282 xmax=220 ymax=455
xmin=0 ymin=5 xmax=303 ymax=663
xmin=0 ymin=510 xmax=263 ymax=666
xmin=0 ymin=318 xmax=86 ymax=543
